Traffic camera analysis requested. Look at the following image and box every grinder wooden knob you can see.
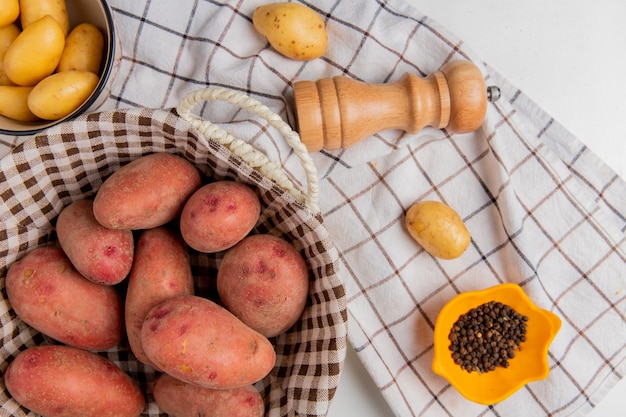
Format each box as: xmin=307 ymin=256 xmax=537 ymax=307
xmin=293 ymin=60 xmax=499 ymax=152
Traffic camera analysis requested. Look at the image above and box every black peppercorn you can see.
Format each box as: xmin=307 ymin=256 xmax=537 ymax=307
xmin=448 ymin=301 xmax=528 ymax=373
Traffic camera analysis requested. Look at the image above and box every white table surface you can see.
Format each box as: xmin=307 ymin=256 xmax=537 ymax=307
xmin=327 ymin=1 xmax=626 ymax=416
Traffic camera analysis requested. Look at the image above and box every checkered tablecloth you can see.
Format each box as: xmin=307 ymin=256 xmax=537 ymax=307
xmin=1 ymin=1 xmax=625 ymax=416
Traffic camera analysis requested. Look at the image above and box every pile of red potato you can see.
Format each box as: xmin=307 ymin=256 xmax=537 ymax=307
xmin=4 ymin=152 xmax=310 ymax=417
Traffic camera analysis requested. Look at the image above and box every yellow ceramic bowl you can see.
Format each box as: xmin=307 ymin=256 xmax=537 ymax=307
xmin=432 ymin=283 xmax=561 ymax=405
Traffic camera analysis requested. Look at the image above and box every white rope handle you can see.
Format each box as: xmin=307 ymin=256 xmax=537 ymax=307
xmin=176 ymin=88 xmax=319 ymax=211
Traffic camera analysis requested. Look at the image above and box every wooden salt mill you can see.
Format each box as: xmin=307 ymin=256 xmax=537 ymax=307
xmin=293 ymin=60 xmax=500 ymax=152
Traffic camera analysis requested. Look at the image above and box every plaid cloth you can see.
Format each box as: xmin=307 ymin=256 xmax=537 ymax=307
xmin=0 ymin=107 xmax=347 ymax=417
xmin=1 ymin=0 xmax=625 ymax=416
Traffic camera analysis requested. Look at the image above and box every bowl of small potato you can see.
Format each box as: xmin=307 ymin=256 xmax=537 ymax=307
xmin=0 ymin=0 xmax=118 ymax=136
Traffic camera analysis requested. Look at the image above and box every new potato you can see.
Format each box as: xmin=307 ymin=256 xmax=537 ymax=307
xmin=153 ymin=374 xmax=264 ymax=417
xmin=253 ymin=2 xmax=328 ymax=61
xmin=405 ymin=200 xmax=471 ymax=260
xmin=57 ymin=23 xmax=105 ymax=74
xmin=27 ymin=70 xmax=100 ymax=120
xmin=0 ymin=86 xmax=39 ymax=122
xmin=93 ymin=153 xmax=202 ymax=230
xmin=141 ymin=295 xmax=276 ymax=389
xmin=0 ymin=23 xmax=20 ymax=86
xmin=125 ymin=227 xmax=194 ymax=367
xmin=56 ymin=199 xmax=134 ymax=285
xmin=0 ymin=0 xmax=19 ymax=27
xmin=19 ymin=0 xmax=70 ymax=36
xmin=5 ymin=246 xmax=124 ymax=350
xmin=217 ymin=234 xmax=310 ymax=338
xmin=3 ymin=15 xmax=66 ymax=86
xmin=5 ymin=345 xmax=145 ymax=417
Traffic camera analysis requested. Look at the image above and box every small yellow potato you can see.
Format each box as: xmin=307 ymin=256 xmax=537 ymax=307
xmin=57 ymin=23 xmax=105 ymax=74
xmin=405 ymin=200 xmax=471 ymax=260
xmin=0 ymin=0 xmax=19 ymax=28
xmin=3 ymin=15 xmax=66 ymax=86
xmin=19 ymin=0 xmax=70 ymax=36
xmin=0 ymin=24 xmax=20 ymax=86
xmin=0 ymin=86 xmax=39 ymax=122
xmin=253 ymin=2 xmax=327 ymax=61
xmin=28 ymin=70 xmax=99 ymax=120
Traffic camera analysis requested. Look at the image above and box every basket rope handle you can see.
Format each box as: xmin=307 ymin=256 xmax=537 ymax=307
xmin=176 ymin=87 xmax=320 ymax=211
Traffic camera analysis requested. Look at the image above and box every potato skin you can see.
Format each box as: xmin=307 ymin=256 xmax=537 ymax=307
xmin=125 ymin=226 xmax=194 ymax=367
xmin=141 ymin=295 xmax=276 ymax=389
xmin=3 ymin=15 xmax=65 ymax=86
xmin=28 ymin=70 xmax=99 ymax=120
xmin=5 ymin=345 xmax=145 ymax=417
xmin=57 ymin=23 xmax=104 ymax=74
xmin=253 ymin=2 xmax=327 ymax=61
xmin=19 ymin=0 xmax=70 ymax=36
xmin=0 ymin=0 xmax=19 ymax=27
xmin=5 ymin=246 xmax=124 ymax=350
xmin=0 ymin=85 xmax=39 ymax=122
xmin=405 ymin=200 xmax=471 ymax=260
xmin=56 ymin=199 xmax=134 ymax=285
xmin=180 ymin=181 xmax=261 ymax=253
xmin=153 ymin=374 xmax=264 ymax=417
xmin=0 ymin=23 xmax=20 ymax=86
xmin=93 ymin=153 xmax=202 ymax=230
xmin=217 ymin=234 xmax=309 ymax=338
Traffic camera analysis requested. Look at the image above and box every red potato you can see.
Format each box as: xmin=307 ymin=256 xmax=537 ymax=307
xmin=56 ymin=199 xmax=134 ymax=285
xmin=5 ymin=246 xmax=123 ymax=350
xmin=5 ymin=345 xmax=145 ymax=417
xmin=180 ymin=181 xmax=261 ymax=253
xmin=153 ymin=374 xmax=264 ymax=417
xmin=141 ymin=295 xmax=276 ymax=389
xmin=217 ymin=234 xmax=309 ymax=338
xmin=125 ymin=226 xmax=194 ymax=367
xmin=93 ymin=153 xmax=201 ymax=230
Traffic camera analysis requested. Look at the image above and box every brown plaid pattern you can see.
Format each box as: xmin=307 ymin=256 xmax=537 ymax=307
xmin=0 ymin=108 xmax=348 ymax=417
xmin=0 ymin=0 xmax=625 ymax=416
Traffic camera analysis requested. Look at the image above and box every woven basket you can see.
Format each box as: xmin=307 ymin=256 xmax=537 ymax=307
xmin=0 ymin=88 xmax=348 ymax=417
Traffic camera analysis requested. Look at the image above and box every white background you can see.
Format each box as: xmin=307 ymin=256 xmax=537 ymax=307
xmin=328 ymin=1 xmax=626 ymax=416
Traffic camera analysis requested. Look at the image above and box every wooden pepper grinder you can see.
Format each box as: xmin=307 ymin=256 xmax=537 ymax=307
xmin=293 ymin=60 xmax=500 ymax=152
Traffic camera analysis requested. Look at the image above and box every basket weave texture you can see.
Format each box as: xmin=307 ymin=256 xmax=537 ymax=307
xmin=0 ymin=106 xmax=348 ymax=417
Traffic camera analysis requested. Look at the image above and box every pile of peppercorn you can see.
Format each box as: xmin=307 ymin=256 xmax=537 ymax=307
xmin=448 ymin=301 xmax=528 ymax=373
